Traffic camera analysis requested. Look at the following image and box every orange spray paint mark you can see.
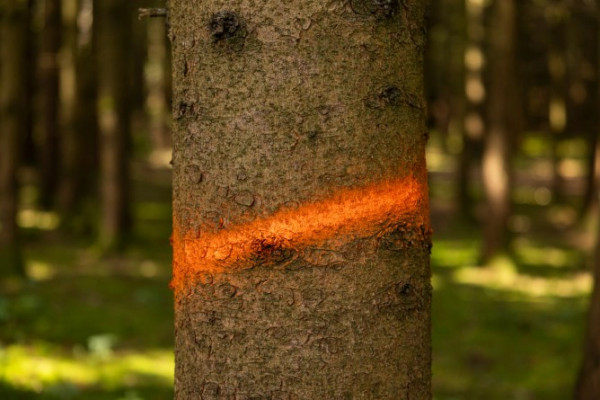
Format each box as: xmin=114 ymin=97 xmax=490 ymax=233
xmin=171 ymin=174 xmax=430 ymax=293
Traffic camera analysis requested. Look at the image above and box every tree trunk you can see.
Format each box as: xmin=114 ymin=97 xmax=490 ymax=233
xmin=575 ymin=1 xmax=600 ymax=397
xmin=22 ymin=0 xmax=37 ymax=168
xmin=0 ymin=0 xmax=27 ymax=276
xmin=96 ymin=0 xmax=132 ymax=250
xmin=459 ymin=0 xmax=486 ymax=220
xmin=170 ymin=1 xmax=432 ymax=398
xmin=481 ymin=0 xmax=518 ymax=263
xmin=575 ymin=0 xmax=600 ymax=219
xmin=39 ymin=0 xmax=62 ymax=209
xmin=146 ymin=16 xmax=171 ymax=151
xmin=548 ymin=7 xmax=568 ymax=204
xmin=576 ymin=140 xmax=600 ymax=400
xmin=59 ymin=0 xmax=97 ymax=228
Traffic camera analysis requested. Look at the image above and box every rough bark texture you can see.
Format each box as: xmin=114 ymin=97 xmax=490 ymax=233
xmin=0 ymin=0 xmax=26 ymax=277
xmin=170 ymin=0 xmax=431 ymax=398
xmin=481 ymin=0 xmax=517 ymax=263
xmin=96 ymin=0 xmax=132 ymax=250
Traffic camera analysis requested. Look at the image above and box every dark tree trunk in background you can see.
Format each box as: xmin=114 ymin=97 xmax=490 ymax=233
xmin=22 ymin=0 xmax=37 ymax=168
xmin=459 ymin=0 xmax=486 ymax=220
xmin=425 ymin=0 xmax=466 ymax=154
xmin=146 ymin=16 xmax=171 ymax=151
xmin=96 ymin=0 xmax=132 ymax=250
xmin=576 ymin=135 xmax=600 ymax=400
xmin=547 ymin=5 xmax=568 ymax=203
xmin=575 ymin=0 xmax=600 ymax=219
xmin=481 ymin=0 xmax=518 ymax=263
xmin=59 ymin=0 xmax=97 ymax=228
xmin=575 ymin=2 xmax=600 ymax=398
xmin=39 ymin=0 xmax=62 ymax=209
xmin=0 ymin=0 xmax=27 ymax=277
xmin=170 ymin=0 xmax=432 ymax=398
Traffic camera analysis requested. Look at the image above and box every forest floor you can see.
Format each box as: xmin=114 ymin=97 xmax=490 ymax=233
xmin=0 ymin=134 xmax=592 ymax=399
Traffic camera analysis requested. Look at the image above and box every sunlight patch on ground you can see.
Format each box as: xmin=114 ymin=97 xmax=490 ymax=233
xmin=515 ymin=243 xmax=573 ymax=268
xmin=431 ymin=240 xmax=479 ymax=268
xmin=18 ymin=210 xmax=60 ymax=230
xmin=26 ymin=261 xmax=56 ymax=281
xmin=0 ymin=344 xmax=173 ymax=395
xmin=452 ymin=262 xmax=591 ymax=299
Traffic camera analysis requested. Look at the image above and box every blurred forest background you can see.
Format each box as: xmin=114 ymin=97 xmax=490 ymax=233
xmin=0 ymin=0 xmax=599 ymax=398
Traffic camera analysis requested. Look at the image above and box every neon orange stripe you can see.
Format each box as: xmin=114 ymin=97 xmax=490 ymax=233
xmin=171 ymin=174 xmax=429 ymax=292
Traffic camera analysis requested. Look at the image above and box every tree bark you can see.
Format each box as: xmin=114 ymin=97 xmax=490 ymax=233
xmin=96 ymin=0 xmax=132 ymax=250
xmin=0 ymin=0 xmax=27 ymax=276
xmin=170 ymin=1 xmax=432 ymax=398
xmin=481 ymin=0 xmax=518 ymax=263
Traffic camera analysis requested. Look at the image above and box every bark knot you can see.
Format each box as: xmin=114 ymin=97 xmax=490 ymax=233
xmin=350 ymin=0 xmax=398 ymax=19
xmin=209 ymin=11 xmax=247 ymax=50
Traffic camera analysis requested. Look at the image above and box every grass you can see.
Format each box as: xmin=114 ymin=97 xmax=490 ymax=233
xmin=0 ymin=138 xmax=594 ymax=399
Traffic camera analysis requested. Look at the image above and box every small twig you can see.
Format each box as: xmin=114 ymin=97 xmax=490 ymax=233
xmin=138 ymin=8 xmax=168 ymax=20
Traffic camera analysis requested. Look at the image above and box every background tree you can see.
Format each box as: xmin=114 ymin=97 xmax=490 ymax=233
xmin=170 ymin=0 xmax=431 ymax=398
xmin=39 ymin=0 xmax=62 ymax=209
xmin=96 ymin=0 xmax=132 ymax=251
xmin=58 ymin=0 xmax=98 ymax=231
xmin=575 ymin=1 xmax=600 ymax=397
xmin=0 ymin=0 xmax=27 ymax=276
xmin=481 ymin=0 xmax=519 ymax=263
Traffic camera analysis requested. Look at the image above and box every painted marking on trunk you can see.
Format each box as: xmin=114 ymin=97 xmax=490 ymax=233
xmin=171 ymin=173 xmax=429 ymax=292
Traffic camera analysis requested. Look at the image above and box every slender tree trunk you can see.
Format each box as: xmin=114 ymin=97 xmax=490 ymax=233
xmin=170 ymin=1 xmax=432 ymax=398
xmin=575 ymin=2 xmax=600 ymax=397
xmin=22 ymin=0 xmax=37 ymax=167
xmin=59 ymin=0 xmax=97 ymax=225
xmin=0 ymin=0 xmax=27 ymax=277
xmin=576 ymin=0 xmax=600 ymax=219
xmin=548 ymin=9 xmax=568 ymax=204
xmin=146 ymin=16 xmax=171 ymax=151
xmin=39 ymin=0 xmax=62 ymax=209
xmin=576 ymin=136 xmax=600 ymax=400
xmin=481 ymin=0 xmax=518 ymax=263
xmin=96 ymin=0 xmax=132 ymax=250
xmin=59 ymin=0 xmax=79 ymax=212
xmin=459 ymin=0 xmax=486 ymax=220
